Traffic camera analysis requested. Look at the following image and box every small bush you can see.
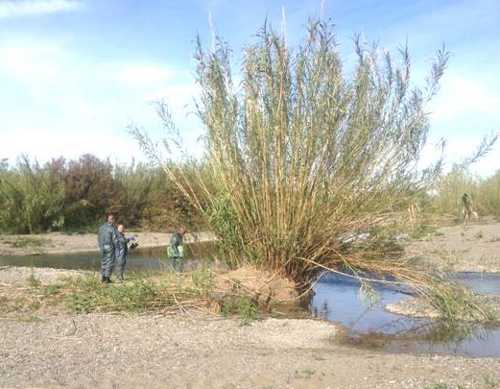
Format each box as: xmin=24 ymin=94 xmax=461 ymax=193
xmin=191 ymin=268 xmax=215 ymax=293
xmin=43 ymin=283 xmax=64 ymax=296
xmin=221 ymin=295 xmax=258 ymax=325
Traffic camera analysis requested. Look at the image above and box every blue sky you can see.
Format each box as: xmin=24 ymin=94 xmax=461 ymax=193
xmin=1 ymin=0 xmax=499 ymax=176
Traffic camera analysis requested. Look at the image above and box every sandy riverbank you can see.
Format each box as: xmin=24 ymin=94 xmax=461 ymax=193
xmin=2 ymin=221 xmax=499 ymax=273
xmin=386 ymin=294 xmax=500 ymax=321
xmin=386 ymin=221 xmax=500 ymax=321
xmin=0 ymin=231 xmax=214 ymax=256
xmin=405 ymin=221 xmax=500 ymax=273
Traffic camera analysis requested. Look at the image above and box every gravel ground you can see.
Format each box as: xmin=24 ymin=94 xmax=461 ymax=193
xmin=1 ymin=312 xmax=499 ymax=389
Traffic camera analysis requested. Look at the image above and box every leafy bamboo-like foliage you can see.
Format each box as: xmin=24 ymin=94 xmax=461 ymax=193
xmin=134 ymin=20 xmax=493 ymax=322
xmin=0 ymin=156 xmax=65 ymax=233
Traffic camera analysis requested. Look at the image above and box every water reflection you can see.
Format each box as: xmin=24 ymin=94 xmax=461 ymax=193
xmin=0 ymin=242 xmax=218 ymax=272
xmin=310 ymin=271 xmax=500 ymax=357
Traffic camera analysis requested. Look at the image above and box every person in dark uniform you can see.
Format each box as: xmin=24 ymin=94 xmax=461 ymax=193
xmin=114 ymin=224 xmax=137 ymax=281
xmin=462 ymin=193 xmax=478 ymax=227
xmin=168 ymin=227 xmax=187 ymax=272
xmin=98 ymin=213 xmax=118 ymax=283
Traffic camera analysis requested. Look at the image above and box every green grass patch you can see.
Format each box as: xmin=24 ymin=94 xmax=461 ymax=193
xmin=62 ymin=271 xmax=211 ymax=314
xmin=3 ymin=268 xmax=284 ymax=323
xmin=65 ymin=276 xmax=167 ymax=313
xmin=425 ymin=385 xmax=451 ymax=389
xmin=482 ymin=374 xmax=500 ymax=389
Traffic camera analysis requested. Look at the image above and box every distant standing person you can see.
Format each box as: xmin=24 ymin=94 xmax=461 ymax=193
xmin=462 ymin=193 xmax=478 ymax=227
xmin=98 ymin=213 xmax=118 ymax=283
xmin=114 ymin=224 xmax=136 ymax=281
xmin=168 ymin=227 xmax=187 ymax=272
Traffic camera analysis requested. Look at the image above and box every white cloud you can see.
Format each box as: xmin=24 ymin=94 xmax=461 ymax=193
xmin=423 ymin=70 xmax=500 ymax=177
xmin=0 ymin=0 xmax=82 ymax=19
xmin=419 ymin=135 xmax=500 ymax=178
xmin=1 ymin=128 xmax=144 ymax=164
xmin=0 ymin=43 xmax=180 ymax=91
xmin=112 ymin=64 xmax=177 ymax=87
xmin=0 ymin=39 xmax=201 ymax=163
xmin=0 ymin=44 xmax=63 ymax=82
xmin=430 ymin=73 xmax=500 ymax=122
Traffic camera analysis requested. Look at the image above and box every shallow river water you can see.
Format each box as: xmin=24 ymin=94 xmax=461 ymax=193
xmin=0 ymin=243 xmax=215 ymax=271
xmin=310 ymin=272 xmax=500 ymax=358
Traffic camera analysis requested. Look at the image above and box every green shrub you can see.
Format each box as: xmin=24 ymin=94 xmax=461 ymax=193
xmin=221 ymin=295 xmax=258 ymax=325
xmin=0 ymin=156 xmax=64 ymax=233
xmin=0 ymin=155 xmax=204 ymax=233
xmin=434 ymin=168 xmax=500 ymax=219
xmin=65 ymin=275 xmax=167 ymax=313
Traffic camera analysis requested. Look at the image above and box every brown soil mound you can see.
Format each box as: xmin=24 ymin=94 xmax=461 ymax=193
xmin=217 ymin=266 xmax=299 ymax=304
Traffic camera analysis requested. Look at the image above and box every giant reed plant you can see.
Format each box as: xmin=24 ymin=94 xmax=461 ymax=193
xmin=134 ymin=20 xmax=493 ymax=322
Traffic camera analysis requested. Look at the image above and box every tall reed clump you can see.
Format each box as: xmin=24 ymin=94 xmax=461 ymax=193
xmin=134 ymin=19 xmax=492 ymax=322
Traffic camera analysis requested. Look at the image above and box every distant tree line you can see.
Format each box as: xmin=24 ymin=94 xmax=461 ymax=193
xmin=431 ymin=167 xmax=500 ymax=220
xmin=0 ymin=154 xmax=203 ymax=234
xmin=1 ymin=153 xmax=498 ymax=235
